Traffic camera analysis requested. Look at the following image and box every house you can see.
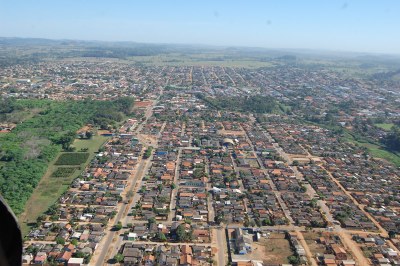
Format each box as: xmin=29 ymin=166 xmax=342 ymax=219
xmin=193 ymin=229 xmax=209 ymax=239
xmin=127 ymin=232 xmax=137 ymax=241
xmin=68 ymin=257 xmax=84 ymax=266
xmin=80 ymin=247 xmax=93 ymax=255
xmin=144 ymin=254 xmax=155 ymax=266
xmin=323 ymin=258 xmax=336 ymax=266
xmin=179 ymin=254 xmax=192 ymax=266
xmin=22 ymin=254 xmax=33 ymax=265
xmin=331 ymin=244 xmax=347 ymax=260
xmin=123 ymin=247 xmax=143 ymax=265
xmin=33 ymin=252 xmax=47 ymax=265
xmin=56 ymin=250 xmax=72 ymax=263
xmin=341 ymin=260 xmax=356 ymax=265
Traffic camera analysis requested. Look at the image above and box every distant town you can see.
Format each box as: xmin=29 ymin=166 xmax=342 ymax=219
xmin=0 ymin=39 xmax=399 ymax=266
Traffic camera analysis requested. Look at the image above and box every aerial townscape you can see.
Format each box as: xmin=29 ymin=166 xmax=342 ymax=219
xmin=0 ymin=37 xmax=400 ymax=266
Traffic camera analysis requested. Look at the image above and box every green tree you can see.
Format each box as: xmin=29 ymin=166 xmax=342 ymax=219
xmin=389 ymin=230 xmax=396 ymax=239
xmin=36 ymin=214 xmax=46 ymax=223
xmin=174 ymin=224 xmax=194 ymax=242
xmin=75 ymin=251 xmax=85 ymax=258
xmin=148 ymin=217 xmax=156 ymax=226
xmin=85 ymin=131 xmax=93 ymax=139
xmin=262 ymin=218 xmax=274 ymax=226
xmin=310 ymin=198 xmax=318 ymax=208
xmin=384 ymin=126 xmax=400 ymax=151
xmin=287 ymin=255 xmax=299 ymax=265
xmin=214 ymin=214 xmax=225 ymax=225
xmin=255 ymin=219 xmax=262 ymax=227
xmin=56 ymin=237 xmax=65 ymax=245
xmin=25 ymin=245 xmax=39 ymax=256
xmin=156 ymin=232 xmax=167 ymax=242
xmin=143 ymin=146 xmax=153 ymax=159
xmin=114 ymin=253 xmax=124 ymax=263
xmin=126 ymin=190 xmax=134 ymax=201
xmin=193 ymin=168 xmax=204 ymax=178
xmin=55 ymin=131 xmax=76 ymax=150
xmin=114 ymin=221 xmax=122 ymax=231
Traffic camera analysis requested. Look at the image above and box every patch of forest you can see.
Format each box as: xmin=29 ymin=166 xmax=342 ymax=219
xmin=196 ymin=94 xmax=281 ymax=114
xmin=384 ymin=125 xmax=400 ymax=152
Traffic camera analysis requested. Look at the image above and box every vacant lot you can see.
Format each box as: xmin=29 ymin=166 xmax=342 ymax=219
xmin=247 ymin=158 xmax=260 ymax=168
xmin=303 ymin=231 xmax=327 ymax=255
xmin=231 ymin=233 xmax=294 ymax=265
xmin=55 ymin=152 xmax=89 ymax=165
xmin=134 ymin=101 xmax=153 ymax=108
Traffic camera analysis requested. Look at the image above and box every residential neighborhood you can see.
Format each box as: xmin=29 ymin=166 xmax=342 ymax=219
xmin=0 ymin=57 xmax=399 ymax=266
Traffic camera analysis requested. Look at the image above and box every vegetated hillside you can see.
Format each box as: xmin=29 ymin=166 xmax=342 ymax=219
xmin=0 ymin=97 xmax=134 ymax=214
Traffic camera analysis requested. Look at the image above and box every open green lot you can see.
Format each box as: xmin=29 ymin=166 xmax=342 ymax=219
xmin=374 ymin=123 xmax=394 ymax=131
xmin=72 ymin=134 xmax=108 ymax=153
xmin=343 ymin=132 xmax=400 ymax=167
xmin=363 ymin=143 xmax=400 ymax=167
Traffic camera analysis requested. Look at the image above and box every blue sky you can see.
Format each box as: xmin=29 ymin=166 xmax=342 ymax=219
xmin=0 ymin=0 xmax=399 ymax=54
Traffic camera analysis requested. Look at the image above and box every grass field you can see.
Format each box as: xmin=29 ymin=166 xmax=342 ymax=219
xmin=364 ymin=143 xmax=400 ymax=167
xmin=18 ymin=134 xmax=109 ymax=235
xmin=72 ymin=134 xmax=108 ymax=152
xmin=374 ymin=123 xmax=394 ymax=131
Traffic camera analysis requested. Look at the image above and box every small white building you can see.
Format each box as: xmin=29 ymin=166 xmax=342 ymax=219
xmin=127 ymin=232 xmax=137 ymax=241
xmin=68 ymin=257 xmax=84 ymax=266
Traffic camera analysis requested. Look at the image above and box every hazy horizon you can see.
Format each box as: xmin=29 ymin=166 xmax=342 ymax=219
xmin=2 ymin=35 xmax=400 ymax=58
xmin=1 ymin=0 xmax=400 ymax=55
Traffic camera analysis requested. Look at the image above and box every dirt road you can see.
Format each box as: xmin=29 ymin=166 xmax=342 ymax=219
xmin=339 ymin=231 xmax=371 ymax=265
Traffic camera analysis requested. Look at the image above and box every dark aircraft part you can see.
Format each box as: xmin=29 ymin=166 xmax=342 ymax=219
xmin=0 ymin=196 xmax=22 ymax=266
